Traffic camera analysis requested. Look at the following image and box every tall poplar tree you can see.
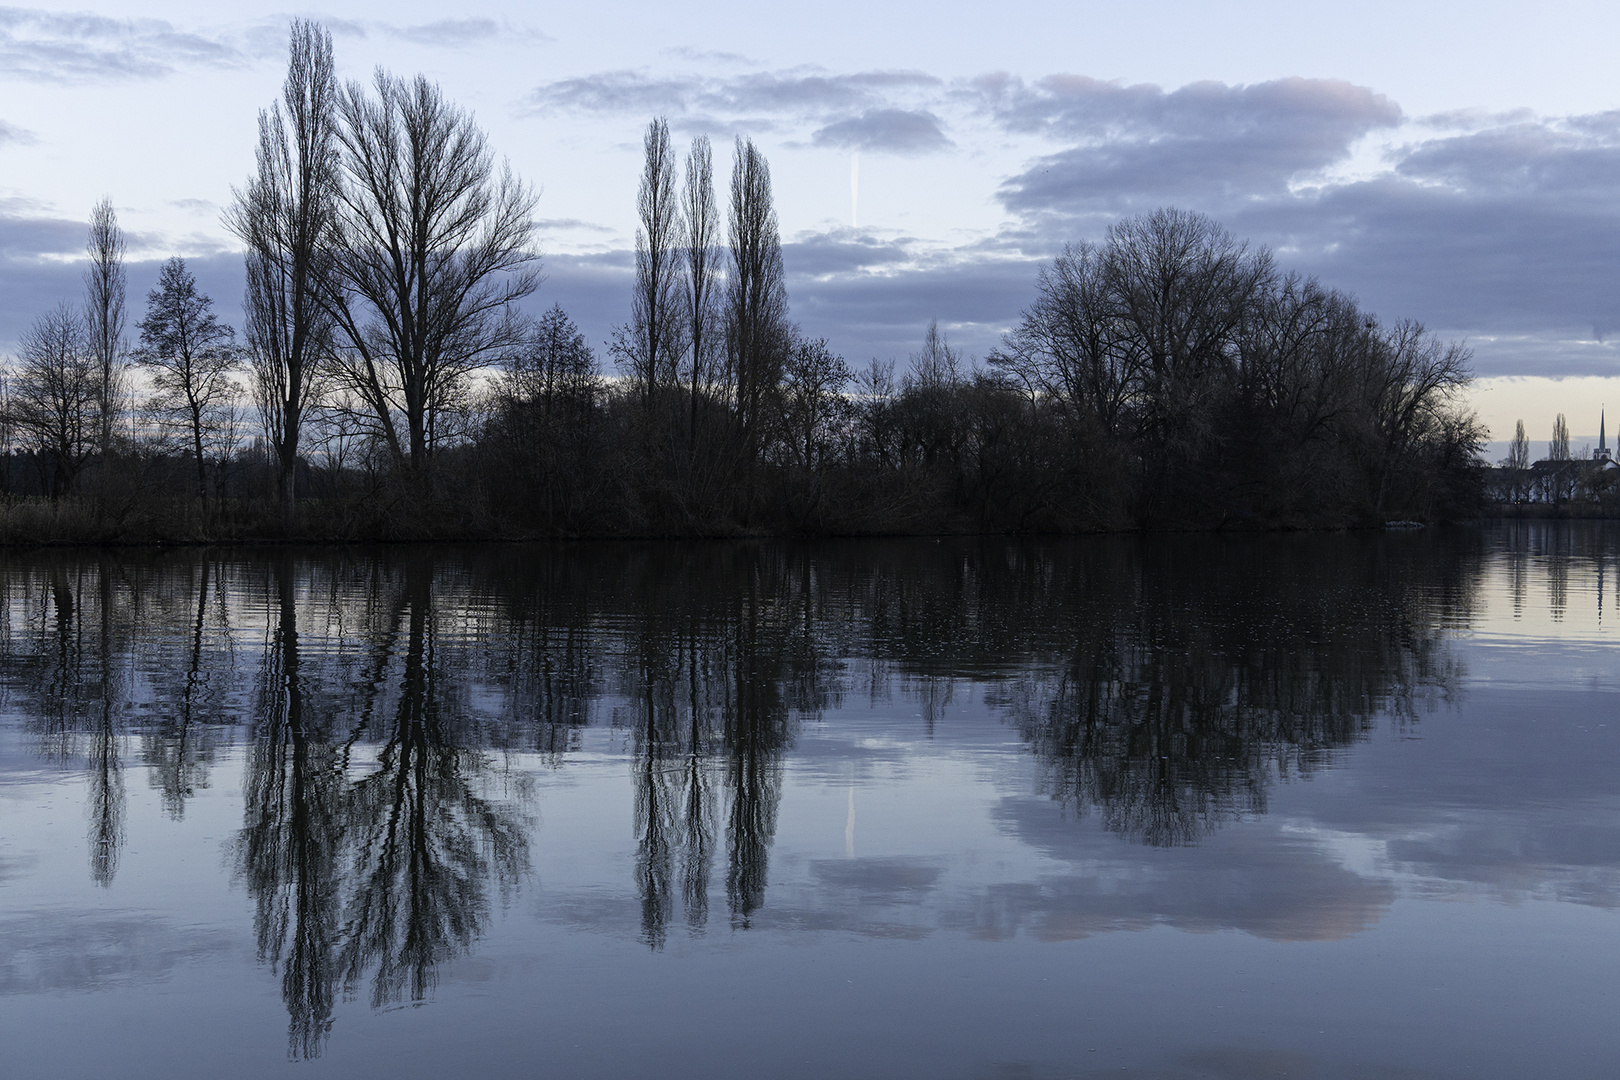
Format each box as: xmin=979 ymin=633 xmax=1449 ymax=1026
xmin=226 ymin=19 xmax=339 ymax=515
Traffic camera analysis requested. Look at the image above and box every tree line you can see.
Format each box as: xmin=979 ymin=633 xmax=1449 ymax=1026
xmin=0 ymin=20 xmax=1486 ymax=541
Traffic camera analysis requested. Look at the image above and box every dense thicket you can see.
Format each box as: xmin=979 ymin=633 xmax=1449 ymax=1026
xmin=468 ymin=202 xmax=1483 ymax=536
xmin=0 ymin=24 xmax=1486 ymax=542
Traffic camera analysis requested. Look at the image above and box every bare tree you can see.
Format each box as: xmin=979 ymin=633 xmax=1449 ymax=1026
xmin=991 ymin=241 xmax=1131 ymax=437
xmin=776 ymin=337 xmax=851 ymax=472
xmin=225 ymin=19 xmax=338 ymax=515
xmin=1507 ymin=419 xmax=1529 ymax=468
xmin=681 ymin=134 xmax=721 ymax=446
xmin=1504 ymin=418 xmax=1530 ymax=501
xmin=624 ymin=117 xmax=681 ymax=407
xmin=1550 ymin=413 xmax=1571 ymax=460
xmin=854 ymin=358 xmax=897 ymax=467
xmin=134 ymin=257 xmax=241 ymax=504
xmin=84 ymin=198 xmax=127 ymax=460
xmin=1361 ymin=318 xmax=1473 ymax=514
xmin=325 ymin=70 xmax=539 ymax=476
xmin=1103 ymin=208 xmax=1273 ymax=454
xmin=906 ymin=320 xmax=963 ymax=394
xmin=901 ymin=321 xmax=966 ymax=470
xmin=0 ymin=368 xmax=11 ymax=495
xmin=6 ymin=304 xmax=100 ymax=497
xmin=503 ymin=304 xmax=599 ymax=416
xmin=724 ymin=137 xmax=789 ymax=474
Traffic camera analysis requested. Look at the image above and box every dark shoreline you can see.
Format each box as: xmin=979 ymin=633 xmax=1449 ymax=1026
xmin=3 ymin=510 xmax=1593 ymax=551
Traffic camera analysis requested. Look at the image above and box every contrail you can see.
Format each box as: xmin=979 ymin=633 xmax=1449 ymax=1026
xmin=850 ymin=151 xmax=859 ymax=228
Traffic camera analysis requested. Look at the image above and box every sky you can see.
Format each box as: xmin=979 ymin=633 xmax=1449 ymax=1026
xmin=4 ymin=1 xmax=1620 ymax=451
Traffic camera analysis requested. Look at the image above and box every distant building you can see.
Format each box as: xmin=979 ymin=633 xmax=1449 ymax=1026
xmin=1490 ymin=408 xmax=1617 ymax=504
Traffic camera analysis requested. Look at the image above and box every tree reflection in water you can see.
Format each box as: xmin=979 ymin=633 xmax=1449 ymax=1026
xmin=336 ymin=559 xmax=530 ymax=1009
xmin=991 ymin=539 xmax=1473 ymax=845
xmin=235 ymin=555 xmax=530 ymax=1056
xmin=1 ymin=527 xmax=1559 ymax=1054
xmin=236 ymin=557 xmax=340 ymax=1058
xmin=618 ymin=550 xmax=799 ymax=946
xmin=140 ymin=557 xmax=232 ymax=819
xmin=2 ymin=561 xmax=133 ymax=887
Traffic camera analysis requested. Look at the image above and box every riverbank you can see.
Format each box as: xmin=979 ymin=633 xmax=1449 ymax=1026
xmin=0 ymin=492 xmax=1510 ymax=547
xmin=1484 ymin=502 xmax=1620 ymax=519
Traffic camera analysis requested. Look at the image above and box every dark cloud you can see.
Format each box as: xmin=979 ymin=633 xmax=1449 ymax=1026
xmin=0 ymin=207 xmax=245 ymax=353
xmin=991 ymin=80 xmax=1620 ymax=377
xmin=1220 ymin=119 xmax=1620 ymax=375
xmin=1219 ymin=179 xmax=1620 ymax=376
xmin=0 ymin=7 xmax=243 ymax=82
xmin=983 ymin=73 xmax=1400 ymax=142
xmin=514 ymin=249 xmax=633 ymax=357
xmin=0 ymin=206 xmax=89 ymax=349
xmin=994 ymin=76 xmax=1401 ymax=212
xmin=0 ymin=118 xmax=34 ymax=144
xmin=0 ymin=201 xmax=79 ymax=256
xmin=784 ymin=233 xmax=1039 ymax=361
xmin=812 ymin=109 xmax=951 ymax=154
xmin=506 ymin=238 xmax=1031 ymax=368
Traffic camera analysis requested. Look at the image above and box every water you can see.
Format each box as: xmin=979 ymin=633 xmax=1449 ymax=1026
xmin=1 ymin=527 xmax=1616 ymax=1079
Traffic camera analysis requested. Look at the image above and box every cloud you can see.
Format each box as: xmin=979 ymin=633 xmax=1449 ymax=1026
xmin=0 ymin=7 xmax=243 ymax=82
xmin=812 ymin=109 xmax=951 ymax=154
xmin=985 ymin=77 xmax=1620 ymax=377
xmin=525 ymin=67 xmax=942 ymax=125
xmin=994 ymin=76 xmax=1402 ymax=213
xmin=782 ymin=230 xmax=1039 ymax=360
xmin=661 ymin=45 xmax=754 ymax=65
xmin=0 ymin=118 xmax=34 ymax=144
xmin=511 ymin=249 xmax=632 ymax=357
xmin=0 ymin=203 xmax=88 ymax=348
xmin=0 ymin=206 xmax=245 ymax=353
xmin=386 ymin=18 xmax=549 ymax=48
xmin=528 ymin=70 xmax=701 ymax=117
xmin=512 ymin=232 xmax=1034 ymax=369
xmin=983 ymin=73 xmax=1400 ymax=141
xmin=1220 ymin=119 xmax=1620 ymax=374
xmin=782 ymin=230 xmax=918 ymax=278
xmin=534 ymin=217 xmax=613 ymax=234
xmin=712 ymin=69 xmax=939 ymax=115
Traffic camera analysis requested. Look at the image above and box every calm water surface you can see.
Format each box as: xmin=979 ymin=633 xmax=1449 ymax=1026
xmin=1 ymin=527 xmax=1616 ymax=1079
